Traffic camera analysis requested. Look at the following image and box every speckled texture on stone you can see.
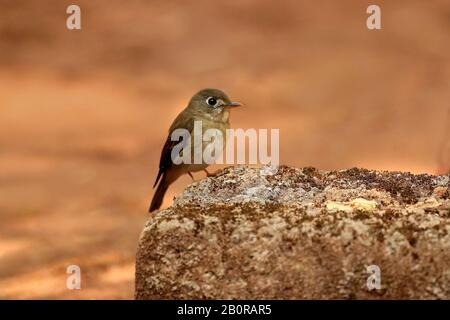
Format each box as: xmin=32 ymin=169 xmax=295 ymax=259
xmin=135 ymin=166 xmax=450 ymax=299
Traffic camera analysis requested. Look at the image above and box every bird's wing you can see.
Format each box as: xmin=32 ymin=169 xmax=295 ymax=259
xmin=153 ymin=109 xmax=194 ymax=188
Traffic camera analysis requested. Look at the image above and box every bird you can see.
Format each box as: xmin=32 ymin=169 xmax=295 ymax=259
xmin=149 ymin=88 xmax=242 ymax=212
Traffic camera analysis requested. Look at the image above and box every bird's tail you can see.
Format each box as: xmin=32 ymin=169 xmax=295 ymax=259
xmin=149 ymin=175 xmax=169 ymax=212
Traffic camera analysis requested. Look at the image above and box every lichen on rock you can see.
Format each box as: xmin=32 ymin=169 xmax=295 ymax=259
xmin=135 ymin=166 xmax=450 ymax=299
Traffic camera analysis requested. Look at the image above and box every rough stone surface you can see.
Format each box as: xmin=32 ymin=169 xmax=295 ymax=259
xmin=135 ymin=166 xmax=450 ymax=299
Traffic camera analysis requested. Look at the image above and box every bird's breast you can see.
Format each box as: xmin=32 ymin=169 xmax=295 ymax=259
xmin=221 ymin=110 xmax=230 ymax=123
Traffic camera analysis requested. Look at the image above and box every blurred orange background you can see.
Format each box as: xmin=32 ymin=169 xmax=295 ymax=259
xmin=0 ymin=0 xmax=449 ymax=299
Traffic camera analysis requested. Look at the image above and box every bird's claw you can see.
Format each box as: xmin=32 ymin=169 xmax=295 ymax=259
xmin=203 ymin=169 xmax=215 ymax=177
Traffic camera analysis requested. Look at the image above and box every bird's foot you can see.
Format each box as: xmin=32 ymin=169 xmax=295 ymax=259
xmin=203 ymin=169 xmax=215 ymax=177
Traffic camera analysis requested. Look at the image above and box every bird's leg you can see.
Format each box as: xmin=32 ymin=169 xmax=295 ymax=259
xmin=203 ymin=169 xmax=214 ymax=177
xmin=188 ymin=172 xmax=194 ymax=180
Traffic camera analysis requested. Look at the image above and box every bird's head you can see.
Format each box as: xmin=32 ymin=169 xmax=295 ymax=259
xmin=187 ymin=88 xmax=242 ymax=121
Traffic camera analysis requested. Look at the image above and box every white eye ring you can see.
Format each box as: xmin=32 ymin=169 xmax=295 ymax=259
xmin=206 ymin=97 xmax=218 ymax=107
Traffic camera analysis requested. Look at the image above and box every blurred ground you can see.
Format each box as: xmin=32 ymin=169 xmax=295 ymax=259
xmin=0 ymin=0 xmax=449 ymax=299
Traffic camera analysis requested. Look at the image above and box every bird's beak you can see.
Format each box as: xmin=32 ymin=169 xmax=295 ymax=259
xmin=226 ymin=101 xmax=243 ymax=108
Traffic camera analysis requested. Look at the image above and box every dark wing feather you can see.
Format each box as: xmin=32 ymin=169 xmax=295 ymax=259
xmin=153 ymin=109 xmax=194 ymax=188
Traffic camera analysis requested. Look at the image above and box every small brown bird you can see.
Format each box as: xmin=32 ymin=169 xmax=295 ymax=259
xmin=149 ymin=88 xmax=242 ymax=212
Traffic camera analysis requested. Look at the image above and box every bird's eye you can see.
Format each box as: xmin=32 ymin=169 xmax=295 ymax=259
xmin=206 ymin=97 xmax=217 ymax=107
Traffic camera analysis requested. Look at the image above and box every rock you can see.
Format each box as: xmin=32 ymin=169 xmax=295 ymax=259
xmin=135 ymin=166 xmax=450 ymax=299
